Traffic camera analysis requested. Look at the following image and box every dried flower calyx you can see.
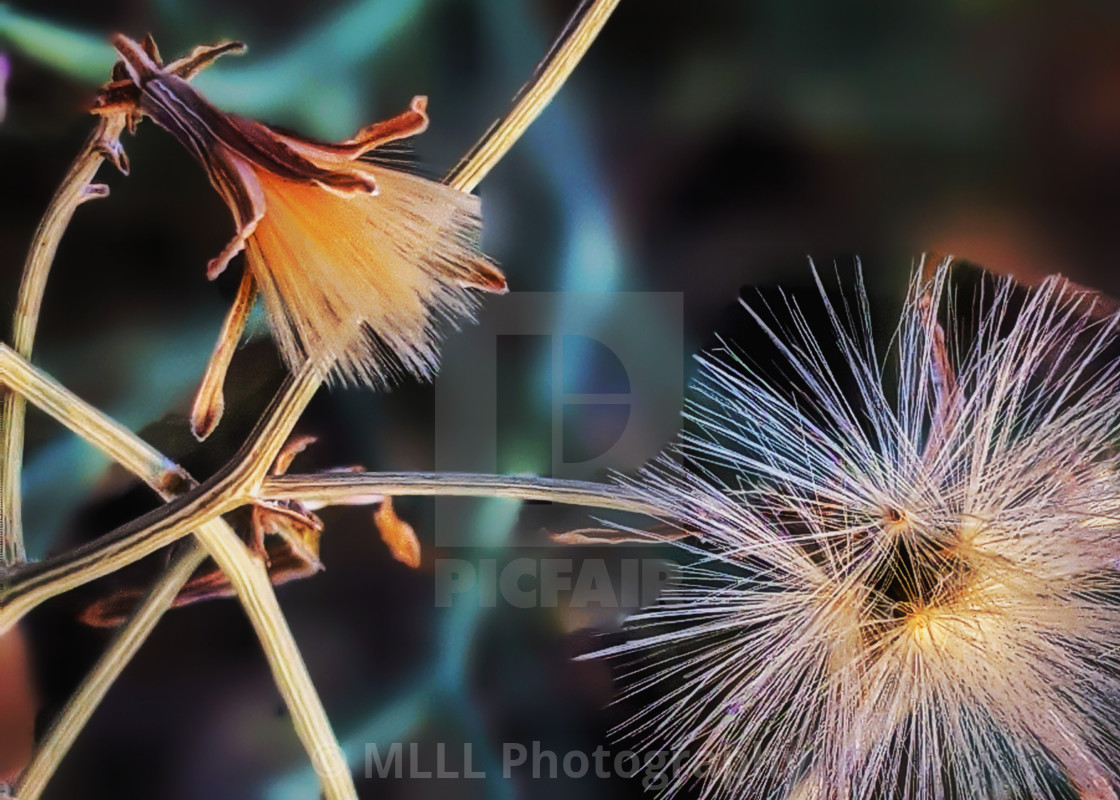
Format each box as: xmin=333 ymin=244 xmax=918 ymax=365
xmin=94 ymin=34 xmax=507 ymax=388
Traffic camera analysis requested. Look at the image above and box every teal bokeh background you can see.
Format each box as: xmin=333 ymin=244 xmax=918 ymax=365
xmin=4 ymin=1 xmax=1120 ymax=797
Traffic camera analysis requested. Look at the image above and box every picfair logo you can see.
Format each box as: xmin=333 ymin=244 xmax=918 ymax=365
xmin=434 ymin=292 xmax=683 ymax=546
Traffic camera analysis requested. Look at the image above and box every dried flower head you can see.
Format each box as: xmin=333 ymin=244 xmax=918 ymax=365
xmin=600 ymin=262 xmax=1120 ymax=800
xmin=93 ymin=34 xmax=506 ymax=387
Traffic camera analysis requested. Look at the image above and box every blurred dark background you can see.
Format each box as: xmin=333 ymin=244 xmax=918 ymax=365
xmin=3 ymin=0 xmax=1120 ymax=797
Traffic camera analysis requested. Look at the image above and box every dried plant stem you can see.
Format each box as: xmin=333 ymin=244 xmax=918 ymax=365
xmin=3 ymin=3 xmax=625 ymax=793
xmin=0 ymin=349 xmax=355 ymax=799
xmin=228 ymin=364 xmax=324 ymax=489
xmin=195 ymin=521 xmax=357 ymax=798
xmin=0 ymin=362 xmax=319 ymax=631
xmin=0 ymin=475 xmax=236 ymax=632
xmin=15 ymin=542 xmax=208 ymax=800
xmin=0 ymin=115 xmax=127 ymax=567
xmin=0 ymin=343 xmax=227 ymax=627
xmin=261 ymin=471 xmax=666 ymax=517
xmin=0 ymin=343 xmax=189 ymax=493
xmin=445 ymin=0 xmax=621 ymax=193
xmin=0 ymin=342 xmax=664 ymax=629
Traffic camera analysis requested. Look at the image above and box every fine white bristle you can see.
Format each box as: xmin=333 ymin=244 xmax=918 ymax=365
xmin=597 ymin=260 xmax=1120 ymax=800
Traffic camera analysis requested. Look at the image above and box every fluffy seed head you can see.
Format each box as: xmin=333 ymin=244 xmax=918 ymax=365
xmin=600 ymin=262 xmax=1120 ymax=800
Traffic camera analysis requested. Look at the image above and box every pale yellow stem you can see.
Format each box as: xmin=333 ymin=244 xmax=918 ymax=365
xmin=0 ymin=342 xmax=189 ymax=494
xmin=0 ymin=347 xmax=354 ymax=799
xmin=0 ymin=479 xmax=237 ymax=633
xmin=15 ymin=543 xmax=208 ymax=800
xmin=261 ymin=471 xmax=666 ymax=517
xmin=0 ymin=357 xmax=322 ymax=629
xmin=195 ymin=520 xmax=357 ymax=798
xmin=1 ymin=115 xmax=128 ymax=567
xmin=445 ymin=0 xmax=622 ymax=193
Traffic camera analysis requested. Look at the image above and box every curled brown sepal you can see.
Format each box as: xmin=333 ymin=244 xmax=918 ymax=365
xmin=248 ymin=435 xmax=325 ymax=565
xmin=91 ymin=116 xmax=131 ymax=176
xmin=101 ymin=32 xmax=507 ymax=389
xmin=373 ymin=497 xmax=421 ymax=569
xmin=189 ymin=268 xmax=257 ymax=441
xmin=91 ymin=34 xmax=243 ymax=123
xmin=250 ymin=501 xmax=324 ymax=571
xmin=253 ymin=438 xmax=420 ymax=570
xmin=163 ymin=40 xmax=247 ymax=81
xmin=78 ymin=184 xmax=111 ymax=204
